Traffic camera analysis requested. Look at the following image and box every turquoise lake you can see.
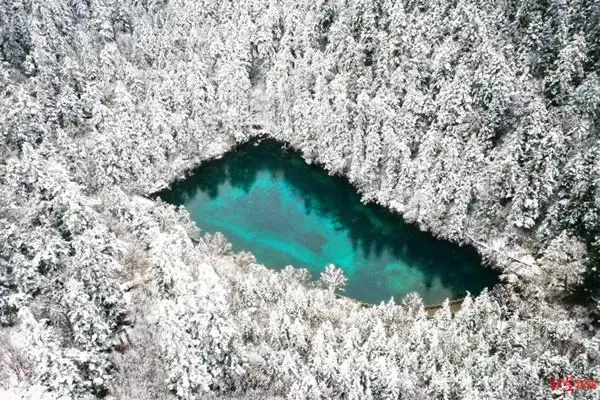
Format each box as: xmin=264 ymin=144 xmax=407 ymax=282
xmin=157 ymin=139 xmax=499 ymax=305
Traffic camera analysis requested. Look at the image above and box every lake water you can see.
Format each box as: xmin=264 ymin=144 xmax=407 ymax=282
xmin=157 ymin=139 xmax=499 ymax=305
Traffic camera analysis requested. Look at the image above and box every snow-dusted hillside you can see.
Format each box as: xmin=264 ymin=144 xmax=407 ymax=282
xmin=1 ymin=0 xmax=599 ymax=398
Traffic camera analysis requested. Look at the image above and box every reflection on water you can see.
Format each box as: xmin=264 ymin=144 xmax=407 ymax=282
xmin=157 ymin=139 xmax=499 ymax=304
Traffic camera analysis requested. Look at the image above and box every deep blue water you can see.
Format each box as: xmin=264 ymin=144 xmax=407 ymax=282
xmin=157 ymin=139 xmax=499 ymax=304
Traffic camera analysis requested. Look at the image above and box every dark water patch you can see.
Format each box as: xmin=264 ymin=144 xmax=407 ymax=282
xmin=156 ymin=139 xmax=499 ymax=304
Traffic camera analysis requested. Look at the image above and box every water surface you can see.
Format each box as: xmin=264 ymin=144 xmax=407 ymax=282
xmin=158 ymin=139 xmax=498 ymax=304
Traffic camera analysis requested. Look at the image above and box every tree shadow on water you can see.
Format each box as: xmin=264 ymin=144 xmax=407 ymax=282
xmin=156 ymin=162 xmax=228 ymax=202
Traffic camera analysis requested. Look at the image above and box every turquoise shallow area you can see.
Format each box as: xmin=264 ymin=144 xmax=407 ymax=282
xmin=157 ymin=140 xmax=499 ymax=305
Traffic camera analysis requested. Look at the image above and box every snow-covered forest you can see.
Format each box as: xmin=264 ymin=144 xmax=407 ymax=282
xmin=1 ymin=0 xmax=599 ymax=398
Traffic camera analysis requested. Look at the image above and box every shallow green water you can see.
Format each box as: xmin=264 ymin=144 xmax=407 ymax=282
xmin=158 ymin=139 xmax=499 ymax=304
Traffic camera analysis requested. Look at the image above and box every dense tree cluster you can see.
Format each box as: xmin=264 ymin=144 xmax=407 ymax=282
xmin=1 ymin=0 xmax=599 ymax=398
